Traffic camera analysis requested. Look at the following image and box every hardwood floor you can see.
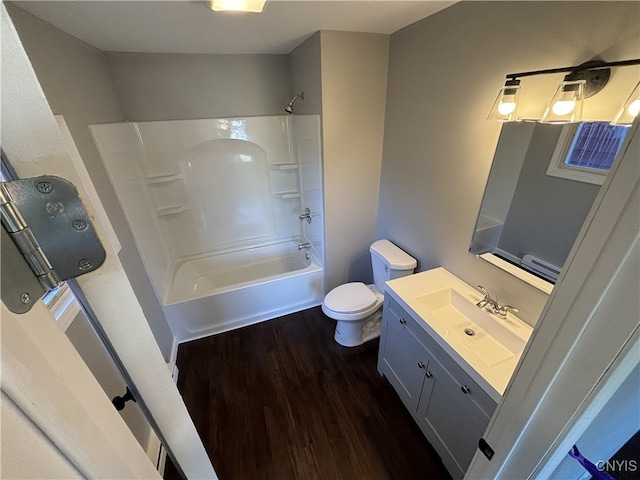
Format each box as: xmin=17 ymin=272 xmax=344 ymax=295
xmin=164 ymin=306 xmax=452 ymax=480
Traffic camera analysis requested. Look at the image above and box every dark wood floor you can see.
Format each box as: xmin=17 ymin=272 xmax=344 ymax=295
xmin=164 ymin=306 xmax=451 ymax=480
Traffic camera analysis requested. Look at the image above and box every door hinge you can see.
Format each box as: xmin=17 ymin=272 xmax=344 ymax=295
xmin=1 ymin=176 xmax=106 ymax=314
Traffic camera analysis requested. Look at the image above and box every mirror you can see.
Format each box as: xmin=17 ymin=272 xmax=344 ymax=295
xmin=470 ymin=121 xmax=627 ymax=287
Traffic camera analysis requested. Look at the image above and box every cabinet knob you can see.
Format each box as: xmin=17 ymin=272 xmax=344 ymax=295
xmin=399 ymin=318 xmax=407 ymax=325
xmin=417 ymin=361 xmax=425 ymax=369
xmin=461 ymin=385 xmax=471 ymax=394
xmin=425 ymin=371 xmax=433 ymax=379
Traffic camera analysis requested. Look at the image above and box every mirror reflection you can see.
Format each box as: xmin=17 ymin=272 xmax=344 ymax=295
xmin=471 ymin=121 xmax=629 ymax=284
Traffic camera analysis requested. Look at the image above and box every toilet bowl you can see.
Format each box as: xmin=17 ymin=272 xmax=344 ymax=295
xmin=322 ymin=239 xmax=417 ymax=347
xmin=322 ymin=282 xmax=384 ymax=347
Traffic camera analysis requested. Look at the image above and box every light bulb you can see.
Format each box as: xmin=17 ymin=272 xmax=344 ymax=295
xmin=627 ymin=98 xmax=640 ymax=118
xmin=487 ymin=80 xmax=520 ymax=122
xmin=498 ymin=101 xmax=516 ymax=115
xmin=552 ymin=100 xmax=576 ymax=116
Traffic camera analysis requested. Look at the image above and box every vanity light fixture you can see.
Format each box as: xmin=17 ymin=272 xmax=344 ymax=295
xmin=489 ymin=58 xmax=640 ymax=124
xmin=206 ymin=0 xmax=266 ymax=12
xmin=611 ymin=81 xmax=640 ymax=127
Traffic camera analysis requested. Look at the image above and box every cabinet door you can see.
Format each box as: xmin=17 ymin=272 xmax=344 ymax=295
xmin=417 ymin=352 xmax=490 ymax=476
xmin=380 ymin=301 xmax=431 ymax=412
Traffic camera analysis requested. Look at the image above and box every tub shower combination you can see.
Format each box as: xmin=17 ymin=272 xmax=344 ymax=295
xmin=91 ymin=115 xmax=324 ymax=341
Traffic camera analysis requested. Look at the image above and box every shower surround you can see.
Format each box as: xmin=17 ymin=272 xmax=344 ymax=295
xmin=91 ymin=115 xmax=325 ymax=342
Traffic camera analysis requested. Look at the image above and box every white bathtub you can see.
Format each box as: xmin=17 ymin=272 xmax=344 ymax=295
xmin=161 ymin=240 xmax=324 ymax=342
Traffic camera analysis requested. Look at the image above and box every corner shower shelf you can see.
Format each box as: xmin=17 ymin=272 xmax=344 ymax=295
xmin=147 ymin=173 xmax=183 ymax=185
xmin=272 ymin=191 xmax=300 ymax=199
xmin=269 ymin=164 xmax=299 ymax=171
xmin=157 ymin=205 xmax=191 ymax=217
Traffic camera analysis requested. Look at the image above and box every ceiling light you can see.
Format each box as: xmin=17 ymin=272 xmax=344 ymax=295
xmin=611 ymin=82 xmax=640 ymax=127
xmin=206 ymin=0 xmax=266 ymax=13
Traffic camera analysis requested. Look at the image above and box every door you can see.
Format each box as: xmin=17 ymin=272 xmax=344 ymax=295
xmin=1 ymin=5 xmax=217 ymax=478
xmin=380 ymin=299 xmax=430 ymax=411
xmin=417 ymin=351 xmax=489 ymax=477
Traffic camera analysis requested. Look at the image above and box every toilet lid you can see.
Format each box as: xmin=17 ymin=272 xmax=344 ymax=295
xmin=324 ymin=282 xmax=378 ymax=314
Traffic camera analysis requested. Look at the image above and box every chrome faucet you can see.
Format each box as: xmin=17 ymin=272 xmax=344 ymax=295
xmin=297 ymin=242 xmax=312 ymax=250
xmin=475 ymin=285 xmax=519 ymax=318
xmin=494 ymin=303 xmax=520 ymax=318
xmin=475 ymin=286 xmax=494 ymax=309
xmin=299 ymin=207 xmax=317 ymax=224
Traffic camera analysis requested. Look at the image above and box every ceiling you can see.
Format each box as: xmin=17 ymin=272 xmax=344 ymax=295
xmin=13 ymin=0 xmax=456 ymax=55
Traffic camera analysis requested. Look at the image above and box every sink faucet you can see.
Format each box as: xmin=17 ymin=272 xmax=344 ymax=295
xmin=475 ymin=286 xmax=493 ymax=309
xmin=494 ymin=303 xmax=520 ymax=318
xmin=475 ymin=285 xmax=519 ymax=318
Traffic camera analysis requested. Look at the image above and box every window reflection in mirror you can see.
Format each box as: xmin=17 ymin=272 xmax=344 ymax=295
xmin=471 ymin=122 xmax=629 ymax=284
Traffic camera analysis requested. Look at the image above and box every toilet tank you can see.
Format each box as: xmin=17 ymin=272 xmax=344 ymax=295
xmin=370 ymin=239 xmax=417 ymax=293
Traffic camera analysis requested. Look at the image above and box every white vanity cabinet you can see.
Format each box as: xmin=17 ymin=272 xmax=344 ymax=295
xmin=378 ymin=296 xmax=498 ymax=480
xmin=378 ymin=295 xmax=435 ymax=412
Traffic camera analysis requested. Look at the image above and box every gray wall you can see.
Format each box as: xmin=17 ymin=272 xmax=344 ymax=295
xmin=377 ymin=1 xmax=640 ymax=326
xmin=320 ymin=31 xmax=390 ymax=290
xmin=7 ymin=3 xmax=175 ymax=359
xmin=290 ymin=31 xmax=391 ymax=292
xmin=105 ymin=52 xmax=292 ymax=121
xmin=498 ymin=124 xmax=600 ymax=269
xmin=289 ymin=33 xmax=322 ymax=116
xmin=104 ymin=33 xmax=391 ymax=295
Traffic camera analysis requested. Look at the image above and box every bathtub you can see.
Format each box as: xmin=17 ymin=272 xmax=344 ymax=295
xmin=161 ymin=240 xmax=324 ymax=342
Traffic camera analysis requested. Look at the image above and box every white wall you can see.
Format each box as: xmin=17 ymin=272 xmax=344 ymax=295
xmin=377 ymin=1 xmax=640 ymax=326
xmin=320 ymin=31 xmax=390 ymax=290
xmin=6 ymin=3 xmax=175 ymax=359
xmin=105 ymin=52 xmax=292 ymax=121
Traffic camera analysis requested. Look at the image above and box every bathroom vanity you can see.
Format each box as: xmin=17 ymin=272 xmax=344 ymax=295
xmin=377 ymin=268 xmax=532 ymax=479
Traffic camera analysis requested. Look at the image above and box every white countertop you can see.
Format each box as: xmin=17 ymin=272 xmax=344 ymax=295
xmin=384 ymin=267 xmax=533 ymax=402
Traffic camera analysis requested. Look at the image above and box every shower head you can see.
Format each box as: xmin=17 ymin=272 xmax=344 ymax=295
xmin=284 ymin=92 xmax=304 ymax=114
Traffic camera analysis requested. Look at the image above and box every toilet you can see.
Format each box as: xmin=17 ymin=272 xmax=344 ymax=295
xmin=322 ymin=239 xmax=417 ymax=347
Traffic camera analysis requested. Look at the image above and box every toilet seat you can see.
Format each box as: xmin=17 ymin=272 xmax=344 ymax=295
xmin=322 ymin=282 xmax=383 ymax=321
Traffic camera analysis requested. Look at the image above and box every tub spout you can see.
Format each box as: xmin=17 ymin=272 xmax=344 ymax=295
xmin=298 ymin=242 xmax=312 ymax=250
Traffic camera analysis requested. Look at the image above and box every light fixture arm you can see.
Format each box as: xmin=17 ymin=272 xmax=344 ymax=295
xmin=489 ymin=57 xmax=640 ymax=124
xmin=505 ymin=58 xmax=640 ymax=81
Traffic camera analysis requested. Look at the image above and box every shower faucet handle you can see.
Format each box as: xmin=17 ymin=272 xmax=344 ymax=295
xmin=299 ymin=207 xmax=317 ymax=224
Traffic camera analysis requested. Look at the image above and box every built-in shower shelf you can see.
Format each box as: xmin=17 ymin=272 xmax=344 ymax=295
xmin=272 ymin=191 xmax=300 ymax=199
xmin=147 ymin=173 xmax=183 ymax=184
xmin=157 ymin=205 xmax=191 ymax=217
xmin=269 ymin=164 xmax=299 ymax=171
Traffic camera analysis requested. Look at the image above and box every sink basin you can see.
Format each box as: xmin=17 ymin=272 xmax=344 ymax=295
xmin=415 ymin=288 xmax=528 ymax=367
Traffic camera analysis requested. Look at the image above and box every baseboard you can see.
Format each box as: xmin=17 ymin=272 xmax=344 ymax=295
xmin=174 ymin=300 xmax=323 ymax=344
